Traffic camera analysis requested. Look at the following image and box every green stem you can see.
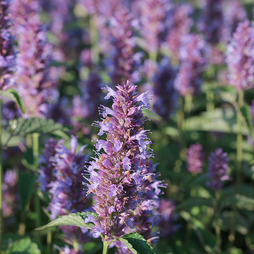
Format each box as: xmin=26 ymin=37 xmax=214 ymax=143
xmin=46 ymin=229 xmax=52 ymax=254
xmin=206 ymin=90 xmax=214 ymax=112
xmin=228 ymin=91 xmax=244 ymax=251
xmin=184 ymin=93 xmax=192 ymax=114
xmin=33 ymin=133 xmax=41 ymax=245
xmin=102 ymin=241 xmax=110 ymax=254
xmin=215 ymin=191 xmax=221 ymax=254
xmin=0 ymin=99 xmax=2 ymax=252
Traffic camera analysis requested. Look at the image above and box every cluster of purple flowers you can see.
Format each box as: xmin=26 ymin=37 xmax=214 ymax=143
xmin=152 ymin=58 xmax=178 ymax=120
xmin=73 ymin=72 xmax=104 ymax=121
xmin=10 ymin=0 xmax=58 ymax=117
xmin=187 ymin=144 xmax=205 ymax=174
xmin=226 ymin=20 xmax=254 ymax=91
xmin=0 ymin=0 xmax=15 ymax=90
xmin=2 ymin=169 xmax=19 ymax=219
xmin=85 ymin=81 xmax=165 ymax=241
xmin=206 ymin=148 xmax=230 ymax=190
xmin=39 ymin=136 xmax=92 ymax=244
xmin=175 ymin=34 xmax=206 ymax=96
xmin=166 ymin=3 xmax=193 ymax=59
xmin=106 ymin=7 xmax=139 ymax=84
xmin=199 ymin=0 xmax=224 ymax=45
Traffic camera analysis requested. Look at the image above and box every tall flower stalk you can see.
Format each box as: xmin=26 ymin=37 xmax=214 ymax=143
xmin=85 ymin=81 xmax=165 ymax=252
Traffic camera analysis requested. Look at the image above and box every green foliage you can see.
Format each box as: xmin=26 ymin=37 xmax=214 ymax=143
xmin=119 ymin=233 xmax=155 ymax=254
xmin=18 ymin=172 xmax=36 ymax=214
xmin=9 ymin=117 xmax=69 ymax=137
xmin=35 ymin=212 xmax=95 ymax=230
xmin=0 ymin=89 xmax=25 ymax=113
xmin=4 ymin=238 xmax=40 ymax=254
xmin=240 ymin=104 xmax=254 ymax=141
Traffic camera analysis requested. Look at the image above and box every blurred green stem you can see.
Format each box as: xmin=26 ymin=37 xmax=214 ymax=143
xmin=0 ymin=99 xmax=2 ymax=252
xmin=33 ymin=133 xmax=41 ymax=245
xmin=206 ymin=90 xmax=214 ymax=112
xmin=102 ymin=240 xmax=109 ymax=254
xmin=90 ymin=15 xmax=99 ymax=66
xmin=184 ymin=93 xmax=192 ymax=114
xmin=215 ymin=191 xmax=221 ymax=254
xmin=46 ymin=230 xmax=52 ymax=254
xmin=228 ymin=90 xmax=244 ymax=250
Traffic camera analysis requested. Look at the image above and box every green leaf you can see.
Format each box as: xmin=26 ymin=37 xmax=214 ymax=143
xmin=5 ymin=237 xmax=40 ymax=254
xmin=240 ymin=104 xmax=254 ymax=141
xmin=36 ymin=212 xmax=94 ymax=230
xmin=9 ymin=117 xmax=69 ymax=136
xmin=0 ymin=89 xmax=25 ymax=113
xmin=119 ymin=233 xmax=155 ymax=254
xmin=18 ymin=172 xmax=36 ymax=214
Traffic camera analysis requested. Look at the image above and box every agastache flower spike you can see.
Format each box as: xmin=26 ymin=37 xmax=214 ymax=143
xmin=85 ymin=81 xmax=165 ymax=241
xmin=187 ymin=144 xmax=205 ymax=174
xmin=175 ymin=34 xmax=206 ymax=96
xmin=226 ymin=20 xmax=254 ymax=91
xmin=0 ymin=0 xmax=15 ymax=89
xmin=206 ymin=148 xmax=230 ymax=190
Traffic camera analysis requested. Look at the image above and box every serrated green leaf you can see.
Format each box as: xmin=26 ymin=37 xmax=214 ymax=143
xmin=36 ymin=213 xmax=94 ymax=230
xmin=119 ymin=233 xmax=155 ymax=254
xmin=9 ymin=117 xmax=68 ymax=136
xmin=240 ymin=104 xmax=254 ymax=141
xmin=0 ymin=89 xmax=25 ymax=113
xmin=5 ymin=237 xmax=40 ymax=254
xmin=18 ymin=172 xmax=36 ymax=214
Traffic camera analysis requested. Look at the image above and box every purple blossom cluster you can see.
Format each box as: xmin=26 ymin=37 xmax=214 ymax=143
xmin=106 ymin=7 xmax=139 ymax=84
xmin=39 ymin=136 xmax=92 ymax=243
xmin=156 ymin=199 xmax=178 ymax=238
xmin=226 ymin=20 xmax=254 ymax=91
xmin=0 ymin=0 xmax=15 ymax=89
xmin=2 ymin=169 xmax=19 ymax=218
xmin=199 ymin=0 xmax=224 ymax=45
xmin=187 ymin=144 xmax=205 ymax=174
xmin=206 ymin=148 xmax=230 ymax=190
xmin=73 ymin=72 xmax=104 ymax=120
xmin=152 ymin=58 xmax=178 ymax=120
xmin=10 ymin=0 xmax=58 ymax=117
xmin=85 ymin=81 xmax=165 ymax=241
xmin=222 ymin=0 xmax=247 ymax=43
xmin=175 ymin=34 xmax=206 ymax=96
xmin=166 ymin=3 xmax=193 ymax=58
xmin=137 ymin=0 xmax=168 ymax=53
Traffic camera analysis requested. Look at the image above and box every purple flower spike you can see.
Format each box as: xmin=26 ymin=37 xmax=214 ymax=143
xmin=187 ymin=144 xmax=205 ymax=174
xmin=0 ymin=1 xmax=15 ymax=89
xmin=156 ymin=199 xmax=179 ymax=238
xmin=152 ymin=58 xmax=178 ymax=120
xmin=86 ymin=80 xmax=165 ymax=241
xmin=226 ymin=20 xmax=254 ymax=91
xmin=206 ymin=148 xmax=230 ymax=190
xmin=199 ymin=0 xmax=224 ymax=45
xmin=2 ymin=170 xmax=19 ymax=218
xmin=39 ymin=136 xmax=91 ymax=244
xmin=222 ymin=0 xmax=247 ymax=43
xmin=11 ymin=0 xmax=59 ymax=117
xmin=73 ymin=72 xmax=104 ymax=120
xmin=175 ymin=34 xmax=206 ymax=96
xmin=106 ymin=7 xmax=139 ymax=84
xmin=166 ymin=3 xmax=193 ymax=58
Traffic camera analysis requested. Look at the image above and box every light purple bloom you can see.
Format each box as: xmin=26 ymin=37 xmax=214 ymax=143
xmin=226 ymin=20 xmax=254 ymax=91
xmin=206 ymin=148 xmax=230 ymax=190
xmin=175 ymin=34 xmax=206 ymax=96
xmin=187 ymin=144 xmax=205 ymax=174
xmin=85 ymin=81 xmax=165 ymax=242
xmin=0 ymin=1 xmax=15 ymax=89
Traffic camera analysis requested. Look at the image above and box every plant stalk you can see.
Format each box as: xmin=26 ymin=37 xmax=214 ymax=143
xmin=90 ymin=15 xmax=99 ymax=66
xmin=102 ymin=240 xmax=109 ymax=254
xmin=228 ymin=90 xmax=244 ymax=251
xmin=215 ymin=191 xmax=221 ymax=254
xmin=33 ymin=133 xmax=41 ymax=245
